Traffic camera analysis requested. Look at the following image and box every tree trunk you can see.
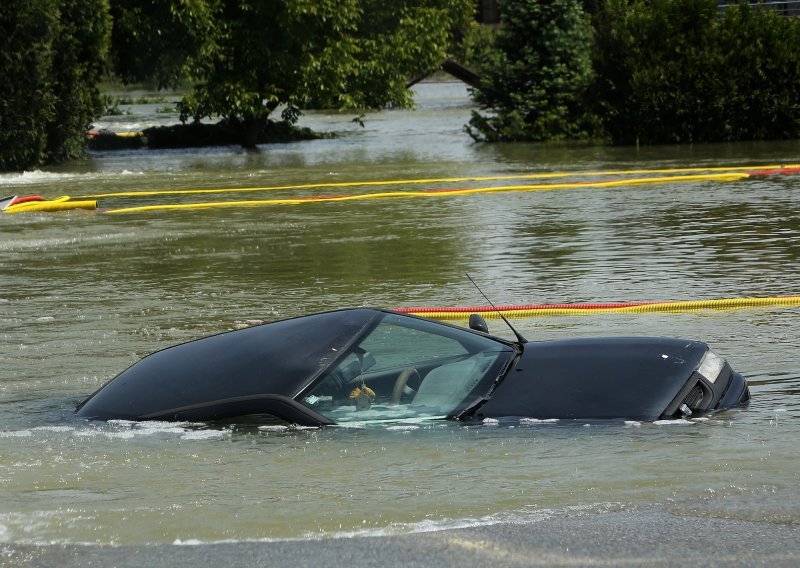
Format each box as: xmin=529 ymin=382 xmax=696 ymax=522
xmin=241 ymin=102 xmax=278 ymax=149
xmin=242 ymin=117 xmax=261 ymax=149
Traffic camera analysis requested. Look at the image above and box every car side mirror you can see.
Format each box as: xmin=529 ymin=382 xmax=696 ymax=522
xmin=468 ymin=313 xmax=489 ymax=334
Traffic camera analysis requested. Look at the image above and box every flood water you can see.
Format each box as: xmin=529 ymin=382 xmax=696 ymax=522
xmin=1 ymin=82 xmax=800 ymax=548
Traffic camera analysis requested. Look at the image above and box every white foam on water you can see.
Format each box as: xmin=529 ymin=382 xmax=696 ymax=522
xmin=69 ymin=420 xmax=229 ymax=441
xmin=32 ymin=426 xmax=75 ymax=433
xmin=653 ymin=418 xmax=696 ymax=425
xmin=330 ymin=413 xmax=445 ymax=429
xmin=0 ymin=169 xmax=147 ymax=187
xmin=257 ymin=425 xmax=289 ymax=432
xmin=0 ymin=430 xmax=32 ymax=438
xmin=0 ymin=509 xmax=107 ymax=546
xmin=519 ymin=418 xmax=559 ymax=425
xmin=180 ymin=429 xmax=229 ymax=440
xmin=0 ymin=170 xmax=82 ymax=186
xmin=174 ymin=538 xmax=208 ymax=545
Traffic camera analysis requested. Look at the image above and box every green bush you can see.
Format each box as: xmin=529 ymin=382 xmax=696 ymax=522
xmin=466 ymin=0 xmax=597 ymax=142
xmin=0 ymin=0 xmax=58 ymax=171
xmin=716 ymin=2 xmax=800 ymax=140
xmin=450 ymin=21 xmax=499 ymax=73
xmin=0 ymin=0 xmax=110 ymax=171
xmin=592 ymin=0 xmax=800 ymax=144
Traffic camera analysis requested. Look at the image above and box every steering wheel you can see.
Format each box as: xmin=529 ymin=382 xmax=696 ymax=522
xmin=391 ymin=367 xmax=420 ymax=405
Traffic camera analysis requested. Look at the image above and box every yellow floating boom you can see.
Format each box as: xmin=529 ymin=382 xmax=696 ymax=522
xmin=3 ymin=196 xmax=97 ymax=214
xmin=396 ymin=295 xmax=800 ymax=321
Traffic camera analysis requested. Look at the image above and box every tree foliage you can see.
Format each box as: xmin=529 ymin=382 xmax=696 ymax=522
xmin=109 ymin=0 xmax=217 ymax=89
xmin=715 ymin=2 xmax=800 ymax=140
xmin=111 ymin=0 xmax=472 ymax=147
xmin=0 ymin=0 xmax=110 ymax=171
xmin=469 ymin=0 xmax=800 ymax=145
xmin=593 ymin=0 xmax=800 ymax=144
xmin=466 ymin=0 xmax=596 ymax=142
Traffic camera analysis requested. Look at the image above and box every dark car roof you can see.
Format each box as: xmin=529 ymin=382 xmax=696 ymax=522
xmin=76 ymin=308 xmax=381 ymax=420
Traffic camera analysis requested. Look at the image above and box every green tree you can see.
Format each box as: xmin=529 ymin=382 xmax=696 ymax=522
xmin=466 ymin=0 xmax=596 ymax=142
xmin=592 ymin=0 xmax=800 ymax=144
xmin=48 ymin=0 xmax=113 ymax=162
xmin=593 ymin=0 xmax=723 ymax=144
xmin=111 ymin=0 xmax=472 ymax=147
xmin=450 ymin=20 xmax=499 ymax=72
xmin=0 ymin=0 xmax=57 ymax=171
xmin=716 ymin=2 xmax=800 ymax=140
xmin=0 ymin=0 xmax=110 ymax=171
xmin=109 ymin=0 xmax=217 ymax=89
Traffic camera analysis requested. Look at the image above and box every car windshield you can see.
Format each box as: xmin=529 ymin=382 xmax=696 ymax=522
xmin=299 ymin=313 xmax=515 ymax=423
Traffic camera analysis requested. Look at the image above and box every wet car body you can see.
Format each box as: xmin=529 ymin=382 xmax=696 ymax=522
xmin=76 ymin=308 xmax=750 ymax=425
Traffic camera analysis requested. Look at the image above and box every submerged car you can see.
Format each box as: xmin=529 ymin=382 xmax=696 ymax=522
xmin=75 ymin=308 xmax=750 ymax=425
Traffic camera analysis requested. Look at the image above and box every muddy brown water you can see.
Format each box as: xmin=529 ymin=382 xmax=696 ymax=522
xmin=1 ymin=83 xmax=799 ymax=546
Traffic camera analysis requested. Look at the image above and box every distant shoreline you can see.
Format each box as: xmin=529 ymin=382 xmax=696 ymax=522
xmin=87 ymin=120 xmax=327 ymax=152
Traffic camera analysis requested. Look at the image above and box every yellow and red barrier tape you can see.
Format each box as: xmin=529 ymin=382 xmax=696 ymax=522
xmin=102 ymin=172 xmax=751 ymax=213
xmin=4 ymin=164 xmax=800 ymax=215
xmin=2 ymin=195 xmax=97 ymax=214
xmin=394 ymin=295 xmax=800 ymax=320
xmin=77 ymin=163 xmax=800 ymax=200
xmin=101 ymin=166 xmax=798 ymax=214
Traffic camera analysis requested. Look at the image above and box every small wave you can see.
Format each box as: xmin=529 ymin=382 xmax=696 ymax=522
xmin=172 ymin=503 xmax=624 ymax=546
xmin=0 ymin=169 xmax=147 ymax=188
xmin=0 ymin=170 xmax=81 ymax=186
xmin=315 ymin=503 xmax=625 ymax=540
xmin=171 ymin=512 xmax=539 ymax=546
xmin=0 ymin=232 xmax=138 ymax=253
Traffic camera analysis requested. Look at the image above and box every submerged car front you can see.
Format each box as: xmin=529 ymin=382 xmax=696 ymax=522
xmin=476 ymin=336 xmax=749 ymax=421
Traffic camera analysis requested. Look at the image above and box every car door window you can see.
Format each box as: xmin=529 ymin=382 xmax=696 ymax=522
xmin=300 ymin=313 xmax=514 ymax=423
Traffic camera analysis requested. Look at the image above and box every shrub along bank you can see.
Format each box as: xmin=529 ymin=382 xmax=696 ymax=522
xmin=0 ymin=0 xmax=110 ymax=171
xmin=469 ymin=0 xmax=800 ymax=145
xmin=87 ymin=120 xmax=325 ymax=151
